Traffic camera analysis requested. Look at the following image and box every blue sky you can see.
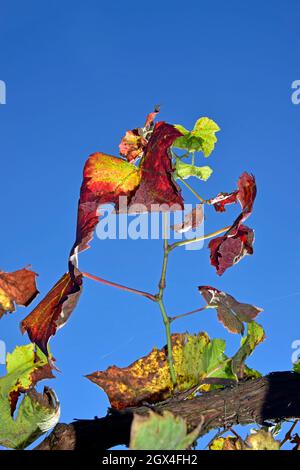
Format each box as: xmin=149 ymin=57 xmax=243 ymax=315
xmin=0 ymin=0 xmax=300 ymax=448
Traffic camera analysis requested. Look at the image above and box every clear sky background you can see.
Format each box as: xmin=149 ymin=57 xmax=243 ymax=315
xmin=1 ymin=0 xmax=300 ymax=449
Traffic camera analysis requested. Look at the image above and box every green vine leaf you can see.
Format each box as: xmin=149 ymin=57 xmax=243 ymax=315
xmin=174 ymin=117 xmax=220 ymax=157
xmin=0 ymin=344 xmax=59 ymax=449
xmin=293 ymin=362 xmax=300 ymax=374
xmin=175 ymin=160 xmax=213 ymax=181
xmin=130 ymin=411 xmax=201 ymax=450
xmin=231 ymin=322 xmax=265 ymax=379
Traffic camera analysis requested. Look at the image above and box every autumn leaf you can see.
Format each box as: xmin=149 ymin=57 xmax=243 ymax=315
xmin=130 ymin=411 xmax=201 ymax=450
xmin=70 ymin=152 xmax=141 ymax=262
xmin=119 ymin=106 xmax=160 ymax=163
xmin=128 ymin=122 xmax=184 ymax=212
xmin=198 ymin=286 xmax=263 ymax=335
xmin=0 ymin=268 xmax=39 ymax=320
xmin=0 ymin=344 xmax=59 ymax=449
xmin=21 ymin=271 xmax=82 ymax=356
xmin=172 ymin=204 xmax=204 ymax=233
xmin=209 ymin=224 xmax=254 ymax=275
xmin=86 ymin=333 xmax=233 ymax=410
xmin=209 ymin=436 xmax=243 ymax=450
xmin=231 ymin=322 xmax=265 ymax=378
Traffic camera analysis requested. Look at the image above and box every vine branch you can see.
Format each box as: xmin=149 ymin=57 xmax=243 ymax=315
xmin=82 ymin=271 xmax=157 ymax=302
xmin=35 ymin=372 xmax=300 ymax=451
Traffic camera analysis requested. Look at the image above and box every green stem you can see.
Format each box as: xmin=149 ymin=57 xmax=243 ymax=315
xmin=158 ymin=298 xmax=177 ymax=386
xmin=156 ymin=212 xmax=177 ymax=387
xmin=170 ymin=306 xmax=208 ymax=323
xmin=168 ymin=225 xmax=231 ymax=251
xmin=178 ymin=176 xmax=206 ymax=203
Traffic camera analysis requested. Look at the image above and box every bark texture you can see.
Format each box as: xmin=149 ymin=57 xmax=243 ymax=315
xmin=35 ymin=372 xmax=300 ymax=450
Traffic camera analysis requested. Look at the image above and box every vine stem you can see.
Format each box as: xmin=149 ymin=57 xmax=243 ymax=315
xmin=168 ymin=225 xmax=231 ymax=251
xmin=156 ymin=212 xmax=177 ymax=387
xmin=280 ymin=418 xmax=299 ymax=448
xmin=170 ymin=306 xmax=208 ymax=322
xmin=178 ymin=176 xmax=206 ymax=203
xmin=82 ymin=271 xmax=157 ymax=302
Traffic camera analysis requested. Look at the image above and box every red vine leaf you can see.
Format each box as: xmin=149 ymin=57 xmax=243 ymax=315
xmin=21 ymin=272 xmax=82 ymax=356
xmin=208 ymin=191 xmax=239 ymax=212
xmin=0 ymin=268 xmax=39 ymax=320
xmin=209 ymin=224 xmax=254 ymax=276
xmin=208 ymin=173 xmax=256 ymax=275
xmin=209 ymin=172 xmax=256 ymax=219
xmin=128 ymin=122 xmax=184 ymax=212
xmin=199 ymin=286 xmax=263 ymax=334
xmin=69 ymin=152 xmax=141 ymax=266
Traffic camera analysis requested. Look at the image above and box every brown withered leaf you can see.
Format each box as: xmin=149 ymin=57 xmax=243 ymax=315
xmin=0 ymin=268 xmax=39 ymax=320
xmin=199 ymin=286 xmax=262 ymax=335
xmin=172 ymin=204 xmax=204 ymax=233
xmin=21 ymin=271 xmax=82 ymax=356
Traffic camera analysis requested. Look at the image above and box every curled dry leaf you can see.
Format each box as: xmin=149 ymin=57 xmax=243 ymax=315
xmin=86 ymin=332 xmax=233 ymax=410
xmin=172 ymin=204 xmax=204 ymax=233
xmin=21 ymin=271 xmax=82 ymax=356
xmin=208 ymin=191 xmax=239 ymax=212
xmin=199 ymin=286 xmax=263 ymax=335
xmin=0 ymin=268 xmax=39 ymax=319
xmin=119 ymin=106 xmax=160 ymax=163
xmin=208 ymin=173 xmax=256 ymax=275
xmin=208 ymin=172 xmax=256 ymax=216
